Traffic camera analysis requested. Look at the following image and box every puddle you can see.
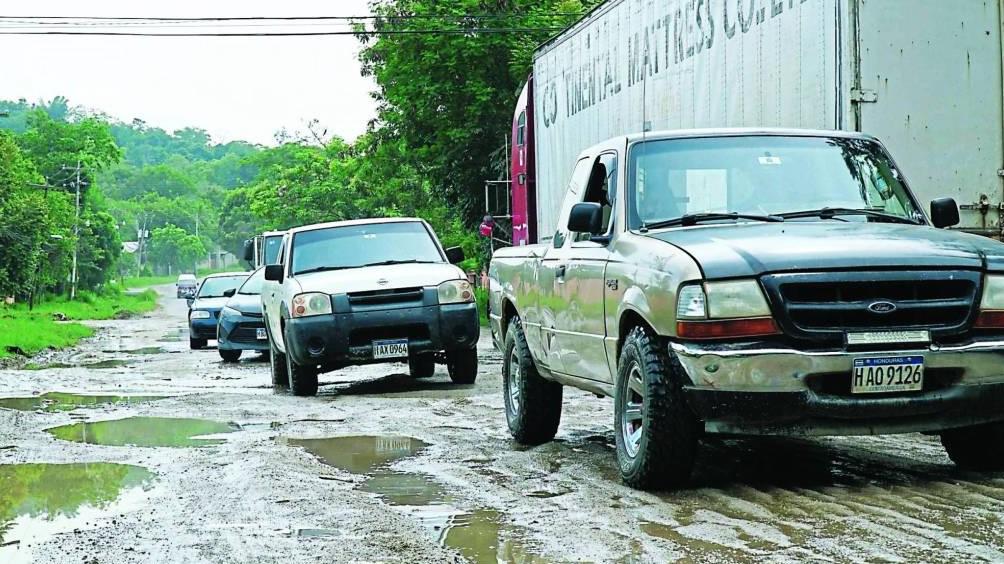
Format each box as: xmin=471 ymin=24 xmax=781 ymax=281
xmin=0 ymin=463 xmax=154 ymax=563
xmin=290 ymin=436 xmax=545 ymax=562
xmin=22 ymin=359 xmax=130 ymax=371
xmin=0 ymin=392 xmax=166 ymax=413
xmin=102 ymin=347 xmax=166 ymax=355
xmin=47 ymin=417 xmax=239 ymax=447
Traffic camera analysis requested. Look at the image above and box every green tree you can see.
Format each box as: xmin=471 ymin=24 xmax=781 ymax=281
xmin=147 ymin=224 xmax=206 ymax=274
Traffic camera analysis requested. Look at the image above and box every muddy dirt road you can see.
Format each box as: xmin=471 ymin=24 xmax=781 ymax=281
xmin=2 ymin=286 xmax=1003 ymax=563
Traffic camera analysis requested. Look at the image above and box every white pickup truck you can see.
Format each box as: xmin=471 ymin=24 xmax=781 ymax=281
xmin=262 ymin=218 xmax=480 ymax=396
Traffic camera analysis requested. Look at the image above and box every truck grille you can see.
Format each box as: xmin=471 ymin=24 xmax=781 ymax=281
xmin=761 ymin=271 xmax=980 ymax=343
xmin=348 ymin=287 xmax=424 ymax=308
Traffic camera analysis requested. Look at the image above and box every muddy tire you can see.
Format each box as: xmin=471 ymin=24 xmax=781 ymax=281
xmin=503 ymin=318 xmax=562 ymax=445
xmin=284 ymin=327 xmax=318 ymax=397
xmin=219 ymin=349 xmax=241 ymax=363
xmin=268 ymin=326 xmax=288 ymax=389
xmin=941 ymin=422 xmax=1004 ymax=470
xmin=447 ymin=348 xmax=478 ymax=384
xmin=613 ymin=326 xmax=698 ymax=490
xmin=409 ymin=354 xmax=435 ymax=378
xmin=189 ymin=337 xmax=206 ymax=350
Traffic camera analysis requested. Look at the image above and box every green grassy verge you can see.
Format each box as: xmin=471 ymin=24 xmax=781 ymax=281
xmin=0 ymin=289 xmax=159 ymax=359
xmin=121 ymin=266 xmax=249 ymax=290
xmin=475 ymin=287 xmax=489 ymax=327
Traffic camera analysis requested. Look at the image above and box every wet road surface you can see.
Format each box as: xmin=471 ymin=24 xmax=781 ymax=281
xmin=1 ymin=286 xmax=1003 ymax=562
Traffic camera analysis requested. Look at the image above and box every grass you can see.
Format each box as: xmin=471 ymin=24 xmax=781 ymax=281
xmin=121 ymin=266 xmax=248 ymax=290
xmin=475 ymin=287 xmax=489 ymax=327
xmin=0 ymin=289 xmax=159 ymax=359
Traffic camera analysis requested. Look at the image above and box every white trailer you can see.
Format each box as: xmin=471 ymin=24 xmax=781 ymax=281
xmin=519 ymin=0 xmax=1004 ymax=242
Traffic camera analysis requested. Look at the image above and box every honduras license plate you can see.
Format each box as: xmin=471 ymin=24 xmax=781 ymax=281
xmin=852 ymin=356 xmax=924 ymax=394
xmin=256 ymin=328 xmax=267 ymax=340
xmin=373 ymin=339 xmax=409 ymax=359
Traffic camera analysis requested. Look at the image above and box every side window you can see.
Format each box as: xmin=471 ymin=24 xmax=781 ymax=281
xmin=277 ymin=237 xmax=287 ymax=266
xmin=575 ymin=152 xmax=618 ymax=242
xmin=553 ymin=157 xmax=593 ymax=248
xmin=516 ymin=111 xmax=526 ymax=147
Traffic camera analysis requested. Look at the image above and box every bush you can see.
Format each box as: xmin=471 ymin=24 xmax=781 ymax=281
xmin=474 ymin=287 xmax=489 ymax=327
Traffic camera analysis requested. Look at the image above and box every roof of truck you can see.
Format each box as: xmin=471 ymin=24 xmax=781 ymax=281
xmin=622 ymin=128 xmax=877 ymax=144
xmin=286 ymin=217 xmax=425 ymax=235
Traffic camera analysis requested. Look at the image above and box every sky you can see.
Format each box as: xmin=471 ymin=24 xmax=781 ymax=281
xmin=0 ymin=1 xmax=379 ymax=146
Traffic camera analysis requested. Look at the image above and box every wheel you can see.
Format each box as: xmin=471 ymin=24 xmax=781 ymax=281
xmin=284 ymin=326 xmax=318 ymax=397
xmin=219 ymin=349 xmax=241 ymax=363
xmin=613 ymin=326 xmax=699 ymax=490
xmin=941 ymin=422 xmax=1004 ymax=470
xmin=189 ymin=337 xmax=207 ymax=350
xmin=446 ymin=348 xmax=478 ymax=384
xmin=409 ymin=354 xmax=435 ymax=378
xmin=502 ymin=317 xmax=562 ymax=445
xmin=268 ymin=324 xmax=288 ymax=388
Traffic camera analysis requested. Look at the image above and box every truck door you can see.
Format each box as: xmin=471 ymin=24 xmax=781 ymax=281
xmin=853 ymin=0 xmax=1004 ymax=236
xmin=554 ymin=152 xmax=618 ymax=384
xmin=538 ymin=157 xmax=593 ymax=375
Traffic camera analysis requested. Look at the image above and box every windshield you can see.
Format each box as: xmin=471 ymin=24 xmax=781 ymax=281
xmin=264 ymin=235 xmax=283 ymax=265
xmin=291 ymin=222 xmax=443 ymax=275
xmin=238 ymin=268 xmax=265 ymax=295
xmin=197 ymin=275 xmax=248 ymax=298
xmin=628 ymin=136 xmax=922 ymax=229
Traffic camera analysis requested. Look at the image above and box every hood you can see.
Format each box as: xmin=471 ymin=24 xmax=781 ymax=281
xmin=647 ymin=222 xmax=1004 ymax=279
xmin=191 ymin=297 xmax=229 ymax=311
xmin=294 ymin=263 xmax=466 ymax=294
xmin=225 ymin=293 xmax=263 ymax=315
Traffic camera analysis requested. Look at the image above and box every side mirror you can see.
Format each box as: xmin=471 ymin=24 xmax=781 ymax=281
xmin=264 ymin=264 xmax=284 ymax=283
xmin=223 ymin=289 xmax=236 ymax=298
xmin=568 ymin=202 xmax=603 ymax=234
xmin=186 ymin=298 xmax=195 ymax=308
xmin=445 ymin=246 xmax=465 ymax=264
xmin=931 ymin=198 xmax=960 ymax=228
xmin=242 ymin=239 xmax=254 ymax=262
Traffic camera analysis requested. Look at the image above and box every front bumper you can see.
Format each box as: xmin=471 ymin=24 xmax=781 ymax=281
xmin=218 ymin=312 xmax=268 ymax=351
xmin=285 ymin=302 xmax=479 ymax=368
xmin=189 ymin=315 xmax=219 ymax=340
xmin=672 ymin=339 xmax=1004 ymax=436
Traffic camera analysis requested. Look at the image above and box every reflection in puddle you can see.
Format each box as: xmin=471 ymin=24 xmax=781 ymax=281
xmin=102 ymin=347 xmax=165 ymax=355
xmin=47 ymin=417 xmax=239 ymax=447
xmin=0 ymin=463 xmax=154 ymax=564
xmin=22 ymin=359 xmax=130 ymax=371
xmin=0 ymin=392 xmax=166 ymax=413
xmin=290 ymin=436 xmax=545 ymax=562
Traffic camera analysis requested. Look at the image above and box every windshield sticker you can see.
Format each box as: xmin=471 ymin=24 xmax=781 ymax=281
xmin=758 ymin=156 xmax=782 ymax=165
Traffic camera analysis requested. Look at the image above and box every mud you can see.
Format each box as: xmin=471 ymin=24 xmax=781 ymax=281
xmin=0 ymin=392 xmax=165 ymax=413
xmin=0 ymin=285 xmax=1003 ymax=562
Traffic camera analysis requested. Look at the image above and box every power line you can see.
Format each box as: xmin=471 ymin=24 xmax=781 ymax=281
xmin=0 ymin=14 xmax=581 ymax=22
xmin=0 ymin=28 xmax=564 ymax=37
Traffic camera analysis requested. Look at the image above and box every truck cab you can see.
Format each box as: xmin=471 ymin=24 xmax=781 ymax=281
xmin=490 ymin=128 xmax=1004 ymax=490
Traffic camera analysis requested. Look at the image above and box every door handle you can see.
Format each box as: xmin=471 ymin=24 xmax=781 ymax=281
xmin=556 ymin=264 xmax=567 ymax=280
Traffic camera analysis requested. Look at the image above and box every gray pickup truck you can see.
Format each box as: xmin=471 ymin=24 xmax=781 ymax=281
xmin=488 ymin=129 xmax=1004 ymax=490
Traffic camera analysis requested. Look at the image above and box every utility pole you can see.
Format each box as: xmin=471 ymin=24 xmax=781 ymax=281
xmin=70 ymin=161 xmax=82 ymax=300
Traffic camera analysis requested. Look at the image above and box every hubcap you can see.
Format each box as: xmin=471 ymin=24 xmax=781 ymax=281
xmin=621 ymin=363 xmax=645 ymax=458
xmin=507 ymin=347 xmax=522 ymax=414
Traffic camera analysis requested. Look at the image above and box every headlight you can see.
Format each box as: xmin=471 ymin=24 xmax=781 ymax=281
xmin=676 ymin=285 xmax=707 ymax=319
xmin=190 ymin=310 xmax=212 ymax=319
xmin=438 ymin=279 xmax=474 ymax=304
xmin=975 ymin=275 xmax=1004 ymax=328
xmin=676 ymin=280 xmax=778 ymax=339
xmin=221 ymin=306 xmax=242 ymax=318
xmin=706 ymin=280 xmax=772 ymax=318
xmin=291 ymin=292 xmax=332 ymax=318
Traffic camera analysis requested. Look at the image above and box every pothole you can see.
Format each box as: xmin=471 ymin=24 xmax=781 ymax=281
xmin=47 ymin=417 xmax=239 ymax=447
xmin=0 ymin=463 xmax=154 ymax=564
xmin=289 ymin=435 xmax=544 ymax=562
xmin=0 ymin=392 xmax=167 ymax=413
xmin=102 ymin=347 xmax=166 ymax=355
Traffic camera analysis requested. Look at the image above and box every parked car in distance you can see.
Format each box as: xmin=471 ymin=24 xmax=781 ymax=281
xmin=176 ymin=274 xmax=197 ymax=298
xmin=489 ymin=129 xmax=1004 ymax=491
xmin=188 ymin=272 xmax=250 ymax=350
xmin=262 ymin=218 xmax=480 ymax=396
xmin=217 ymin=268 xmax=268 ymax=363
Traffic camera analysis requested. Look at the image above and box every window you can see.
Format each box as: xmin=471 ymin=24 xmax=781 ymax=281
xmin=198 ymin=275 xmax=248 ymax=298
xmin=238 ymin=268 xmax=266 ymax=296
xmin=516 ymin=111 xmax=526 ymax=147
xmin=575 ymin=152 xmax=618 ymax=242
xmin=291 ymin=222 xmax=444 ymax=275
xmin=553 ymin=157 xmax=593 ymax=248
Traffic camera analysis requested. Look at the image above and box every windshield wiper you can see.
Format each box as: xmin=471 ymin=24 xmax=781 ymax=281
xmin=359 ymin=260 xmax=439 ymax=267
xmin=643 ymin=212 xmax=785 ymax=230
xmin=293 ymin=265 xmax=356 ymax=276
xmin=777 ymin=207 xmax=919 ymax=224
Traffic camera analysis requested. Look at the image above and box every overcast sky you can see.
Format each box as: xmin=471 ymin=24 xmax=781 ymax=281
xmin=0 ymin=1 xmax=379 ymax=145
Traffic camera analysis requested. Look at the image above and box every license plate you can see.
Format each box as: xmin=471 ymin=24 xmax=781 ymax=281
xmin=373 ymin=339 xmax=409 ymax=359
xmin=852 ymin=356 xmax=924 ymax=394
xmin=256 ymin=328 xmax=267 ymax=340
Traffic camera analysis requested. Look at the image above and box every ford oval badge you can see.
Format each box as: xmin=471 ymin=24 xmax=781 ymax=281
xmin=868 ymin=301 xmax=897 ymax=314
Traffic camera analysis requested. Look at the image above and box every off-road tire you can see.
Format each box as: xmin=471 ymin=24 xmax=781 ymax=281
xmin=503 ymin=318 xmax=562 ymax=445
xmin=189 ymin=337 xmax=207 ymax=350
xmin=614 ymin=326 xmax=699 ymax=490
xmin=447 ymin=348 xmax=478 ymax=384
xmin=268 ymin=324 xmax=288 ymax=388
xmin=409 ymin=354 xmax=436 ymax=378
xmin=219 ymin=349 xmax=241 ymax=363
xmin=941 ymin=422 xmax=1004 ymax=470
xmin=284 ymin=326 xmax=319 ymax=397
